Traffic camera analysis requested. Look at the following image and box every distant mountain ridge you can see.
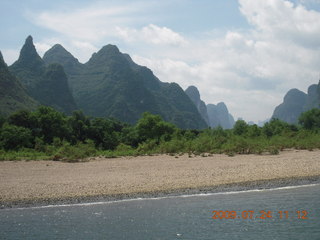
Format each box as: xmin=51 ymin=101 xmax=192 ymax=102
xmin=2 ymin=35 xmax=237 ymax=129
xmin=272 ymin=81 xmax=320 ymax=124
xmin=184 ymin=85 xmax=235 ymax=129
xmin=207 ymin=102 xmax=235 ymax=129
xmin=43 ymin=41 xmax=207 ymax=128
xmin=9 ymin=36 xmax=77 ymax=114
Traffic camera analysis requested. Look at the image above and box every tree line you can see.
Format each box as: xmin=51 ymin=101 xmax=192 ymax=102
xmin=0 ymin=106 xmax=319 ymax=161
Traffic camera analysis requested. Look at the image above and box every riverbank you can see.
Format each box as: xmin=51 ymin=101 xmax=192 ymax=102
xmin=1 ymin=149 xmax=320 ymax=208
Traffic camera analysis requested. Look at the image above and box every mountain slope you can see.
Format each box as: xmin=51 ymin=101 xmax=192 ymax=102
xmin=44 ymin=44 xmax=207 ymax=128
xmin=0 ymin=51 xmax=38 ymax=116
xmin=9 ymin=36 xmax=77 ymax=114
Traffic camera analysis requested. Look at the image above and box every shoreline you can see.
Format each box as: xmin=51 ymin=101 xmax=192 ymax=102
xmin=1 ymin=150 xmax=320 ymax=209
xmin=2 ymin=175 xmax=320 ymax=209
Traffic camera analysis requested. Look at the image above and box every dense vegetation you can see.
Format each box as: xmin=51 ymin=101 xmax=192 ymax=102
xmin=0 ymin=106 xmax=319 ymax=162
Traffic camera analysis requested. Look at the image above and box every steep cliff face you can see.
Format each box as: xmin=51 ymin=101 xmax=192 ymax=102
xmin=185 ymin=86 xmax=210 ymax=125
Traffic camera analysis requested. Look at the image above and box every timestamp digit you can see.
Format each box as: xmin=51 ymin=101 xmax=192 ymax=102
xmin=260 ymin=210 xmax=272 ymax=219
xmin=212 ymin=211 xmax=220 ymax=219
xmin=219 ymin=211 xmax=227 ymax=219
xmin=278 ymin=211 xmax=289 ymax=219
xmin=228 ymin=211 xmax=237 ymax=219
xmin=242 ymin=210 xmax=254 ymax=219
xmin=297 ymin=210 xmax=308 ymax=219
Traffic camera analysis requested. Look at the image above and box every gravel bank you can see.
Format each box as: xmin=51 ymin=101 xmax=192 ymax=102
xmin=1 ymin=149 xmax=319 ymax=208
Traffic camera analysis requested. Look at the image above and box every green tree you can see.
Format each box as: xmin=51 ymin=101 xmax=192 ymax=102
xmin=247 ymin=124 xmax=261 ymax=137
xmin=8 ymin=109 xmax=37 ymax=130
xmin=34 ymin=106 xmax=69 ymax=143
xmin=0 ymin=123 xmax=33 ymax=150
xmin=299 ymin=108 xmax=320 ymax=130
xmin=88 ymin=118 xmax=123 ymax=150
xmin=136 ymin=112 xmax=176 ymax=142
xmin=233 ymin=120 xmax=248 ymax=136
xmin=0 ymin=116 xmax=6 ymax=128
xmin=262 ymin=118 xmax=295 ymax=137
xmin=68 ymin=110 xmax=90 ymax=143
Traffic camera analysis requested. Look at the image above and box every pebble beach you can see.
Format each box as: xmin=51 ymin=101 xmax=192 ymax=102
xmin=1 ymin=149 xmax=320 ymax=208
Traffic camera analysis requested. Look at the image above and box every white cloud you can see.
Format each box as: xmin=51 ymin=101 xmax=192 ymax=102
xmin=27 ymin=4 xmax=139 ymax=42
xmin=116 ymin=24 xmax=188 ymax=46
xmin=131 ymin=0 xmax=320 ymax=122
xmin=1 ymin=49 xmax=19 ymax=65
xmin=23 ymin=0 xmax=320 ymax=122
xmin=34 ymin=42 xmax=52 ymax=57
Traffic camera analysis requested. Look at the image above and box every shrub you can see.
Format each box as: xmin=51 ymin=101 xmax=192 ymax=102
xmin=0 ymin=123 xmax=33 ymax=150
xmin=53 ymin=141 xmax=97 ymax=162
xmin=299 ymin=108 xmax=320 ymax=130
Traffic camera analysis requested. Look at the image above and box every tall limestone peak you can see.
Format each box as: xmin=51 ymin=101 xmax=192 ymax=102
xmin=86 ymin=44 xmax=129 ymax=70
xmin=185 ymin=86 xmax=201 ymax=101
xmin=9 ymin=36 xmax=77 ymax=114
xmin=185 ymin=86 xmax=209 ymax=125
xmin=272 ymin=88 xmax=307 ymax=124
xmin=11 ymin=35 xmax=45 ymax=75
xmin=216 ymin=102 xmax=228 ymax=113
xmin=44 ymin=42 xmax=206 ymax=128
xmin=304 ymin=81 xmax=320 ymax=111
xmin=43 ymin=44 xmax=82 ymax=75
xmin=207 ymin=102 xmax=235 ymax=129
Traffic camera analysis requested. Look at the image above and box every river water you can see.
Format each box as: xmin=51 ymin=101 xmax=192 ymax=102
xmin=1 ymin=184 xmax=319 ymax=239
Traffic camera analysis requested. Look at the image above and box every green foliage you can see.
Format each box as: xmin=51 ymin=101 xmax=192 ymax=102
xmin=1 ymin=108 xmax=320 ymax=161
xmin=88 ymin=118 xmax=124 ymax=150
xmin=53 ymin=140 xmax=97 ymax=162
xmin=233 ymin=120 xmax=248 ymax=135
xmin=0 ymin=123 xmax=33 ymax=150
xmin=299 ymin=108 xmax=320 ymax=130
xmin=68 ymin=110 xmax=90 ymax=143
xmin=34 ymin=106 xmax=69 ymax=143
xmin=262 ymin=118 xmax=297 ymax=137
xmin=136 ymin=112 xmax=176 ymax=143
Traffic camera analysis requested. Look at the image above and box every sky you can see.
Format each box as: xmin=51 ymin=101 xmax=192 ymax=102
xmin=1 ymin=0 xmax=320 ymax=123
